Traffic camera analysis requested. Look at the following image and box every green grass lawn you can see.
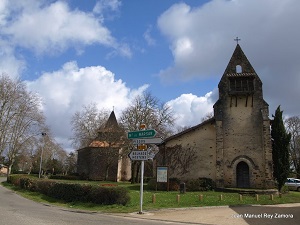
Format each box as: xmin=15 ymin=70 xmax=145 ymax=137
xmin=2 ymin=180 xmax=300 ymax=213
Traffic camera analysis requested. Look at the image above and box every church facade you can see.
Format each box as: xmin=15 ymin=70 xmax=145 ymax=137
xmin=158 ymin=44 xmax=274 ymax=189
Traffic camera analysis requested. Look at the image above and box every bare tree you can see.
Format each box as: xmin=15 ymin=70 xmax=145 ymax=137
xmin=70 ymin=103 xmax=110 ymax=149
xmin=0 ymin=74 xmax=46 ymax=175
xmin=156 ymin=144 xmax=198 ymax=177
xmin=64 ymin=152 xmax=77 ymax=175
xmin=285 ymin=116 xmax=300 ymax=178
xmin=176 ymin=125 xmax=192 ymax=133
xmin=42 ymin=135 xmax=68 ymax=175
xmin=201 ymin=111 xmax=214 ymax=122
xmin=120 ymin=92 xmax=175 ymax=138
xmin=119 ymin=91 xmax=175 ymax=183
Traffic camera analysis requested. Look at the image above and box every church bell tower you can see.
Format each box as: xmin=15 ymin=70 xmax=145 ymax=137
xmin=213 ymin=42 xmax=274 ymax=189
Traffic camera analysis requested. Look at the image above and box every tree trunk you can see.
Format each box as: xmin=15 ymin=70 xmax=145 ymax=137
xmin=7 ymin=164 xmax=13 ymax=176
xmin=131 ymin=162 xmax=137 ymax=184
xmin=105 ymin=165 xmax=109 ymax=181
xmin=135 ymin=162 xmax=141 ymax=183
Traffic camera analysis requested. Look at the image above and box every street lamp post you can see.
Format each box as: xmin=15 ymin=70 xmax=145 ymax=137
xmin=38 ymin=132 xmax=46 ymax=178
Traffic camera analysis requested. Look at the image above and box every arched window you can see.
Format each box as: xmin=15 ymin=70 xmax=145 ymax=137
xmin=236 ymin=65 xmax=242 ymax=73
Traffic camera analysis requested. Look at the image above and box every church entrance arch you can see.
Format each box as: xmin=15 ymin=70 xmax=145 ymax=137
xmin=236 ymin=161 xmax=250 ymax=188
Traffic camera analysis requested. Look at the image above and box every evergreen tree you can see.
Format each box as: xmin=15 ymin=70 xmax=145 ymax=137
xmin=271 ymin=106 xmax=291 ymax=191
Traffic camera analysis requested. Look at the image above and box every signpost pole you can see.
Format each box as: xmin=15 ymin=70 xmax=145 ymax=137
xmin=139 ymin=160 xmax=144 ymax=214
xmin=128 ymin=125 xmax=161 ymax=214
xmin=138 ymin=124 xmax=146 ymax=214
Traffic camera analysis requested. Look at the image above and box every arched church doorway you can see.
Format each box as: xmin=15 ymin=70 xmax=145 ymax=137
xmin=236 ymin=161 xmax=250 ymax=188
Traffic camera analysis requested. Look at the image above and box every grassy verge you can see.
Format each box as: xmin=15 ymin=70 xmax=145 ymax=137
xmin=2 ymin=180 xmax=300 ymax=213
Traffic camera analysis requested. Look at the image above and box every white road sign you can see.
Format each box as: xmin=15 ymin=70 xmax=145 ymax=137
xmin=132 ymin=138 xmax=163 ymax=145
xmin=147 ymin=146 xmax=159 ymax=160
xmin=128 ymin=150 xmax=148 ymax=161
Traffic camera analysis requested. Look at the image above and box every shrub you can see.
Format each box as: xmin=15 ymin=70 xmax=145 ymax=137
xmin=199 ymin=177 xmax=215 ymax=190
xmin=7 ymin=175 xmax=130 ymax=205
xmin=47 ymin=183 xmax=90 ymax=202
xmin=169 ymin=178 xmax=180 ymax=191
xmin=89 ymin=186 xmax=130 ymax=205
xmin=36 ymin=180 xmax=56 ymax=195
xmin=7 ymin=174 xmax=23 ymax=186
xmin=185 ymin=177 xmax=215 ymax=191
xmin=147 ymin=178 xmax=157 ymax=190
xmin=280 ymin=185 xmax=290 ymax=193
xmin=49 ymin=175 xmax=80 ymax=180
xmin=20 ymin=177 xmax=33 ymax=189
xmin=147 ymin=177 xmax=180 ymax=191
xmin=185 ymin=179 xmax=199 ymax=191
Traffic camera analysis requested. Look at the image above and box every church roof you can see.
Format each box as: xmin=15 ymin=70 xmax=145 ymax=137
xmin=104 ymin=110 xmax=119 ymax=129
xmin=218 ymin=43 xmax=262 ymax=86
xmin=77 ymin=111 xmax=124 ymax=151
xmin=88 ymin=140 xmax=122 ymax=148
xmin=163 ymin=117 xmax=215 ymax=143
xmin=224 ymin=44 xmax=256 ymax=74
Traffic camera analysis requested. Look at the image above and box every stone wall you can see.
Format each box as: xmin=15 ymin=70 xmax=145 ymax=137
xmin=77 ymin=147 xmax=119 ymax=181
xmin=159 ymin=120 xmax=216 ymax=181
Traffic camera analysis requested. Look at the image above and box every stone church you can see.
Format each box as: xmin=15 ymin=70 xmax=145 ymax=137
xmin=77 ymin=43 xmax=274 ymax=189
xmin=158 ymin=44 xmax=274 ymax=189
xmin=77 ymin=111 xmax=131 ymax=181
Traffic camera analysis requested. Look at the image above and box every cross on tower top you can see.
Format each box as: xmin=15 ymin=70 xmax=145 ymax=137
xmin=234 ymin=37 xmax=241 ymax=44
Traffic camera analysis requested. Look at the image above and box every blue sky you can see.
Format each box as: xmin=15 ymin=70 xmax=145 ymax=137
xmin=1 ymin=0 xmax=299 ymax=151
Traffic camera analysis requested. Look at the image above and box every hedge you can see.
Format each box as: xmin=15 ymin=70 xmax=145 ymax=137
xmin=185 ymin=177 xmax=216 ymax=191
xmin=7 ymin=175 xmax=130 ymax=205
xmin=147 ymin=177 xmax=215 ymax=192
xmin=49 ymin=175 xmax=80 ymax=180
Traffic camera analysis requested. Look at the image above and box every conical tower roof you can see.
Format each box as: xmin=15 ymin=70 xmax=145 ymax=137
xmin=89 ymin=110 xmax=122 ymax=147
xmin=104 ymin=110 xmax=119 ymax=129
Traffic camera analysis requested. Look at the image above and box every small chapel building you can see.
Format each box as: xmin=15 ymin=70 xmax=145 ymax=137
xmin=77 ymin=111 xmax=131 ymax=181
xmin=158 ymin=44 xmax=274 ymax=189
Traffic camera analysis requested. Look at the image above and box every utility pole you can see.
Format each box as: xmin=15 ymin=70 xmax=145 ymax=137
xmin=38 ymin=132 xmax=46 ymax=178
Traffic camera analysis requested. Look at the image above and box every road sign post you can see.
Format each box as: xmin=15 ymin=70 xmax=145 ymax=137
xmin=139 ymin=160 xmax=144 ymax=214
xmin=132 ymin=137 xmax=163 ymax=145
xmin=127 ymin=126 xmax=151 ymax=214
xmin=128 ymin=127 xmax=162 ymax=214
xmin=128 ymin=150 xmax=148 ymax=160
xmin=127 ymin=129 xmax=156 ymax=139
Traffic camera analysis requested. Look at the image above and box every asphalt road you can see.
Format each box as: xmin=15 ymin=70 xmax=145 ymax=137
xmin=0 ymin=177 xmax=186 ymax=225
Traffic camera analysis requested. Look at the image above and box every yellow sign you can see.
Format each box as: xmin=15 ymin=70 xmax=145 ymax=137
xmin=138 ymin=144 xmax=147 ymax=150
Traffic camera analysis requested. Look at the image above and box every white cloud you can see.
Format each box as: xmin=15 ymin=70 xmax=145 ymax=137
xmin=93 ymin=0 xmax=122 ymax=15
xmin=0 ymin=0 xmax=130 ymax=57
xmin=3 ymin=1 xmax=113 ymax=54
xmin=167 ymin=91 xmax=216 ymax=128
xmin=26 ymin=62 xmax=147 ymax=151
xmin=0 ymin=43 xmax=25 ymax=77
xmin=144 ymin=25 xmax=156 ymax=46
xmin=158 ymin=0 xmax=300 ymax=117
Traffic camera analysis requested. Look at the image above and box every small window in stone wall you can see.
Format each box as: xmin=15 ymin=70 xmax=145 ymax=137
xmin=236 ymin=65 xmax=242 ymax=73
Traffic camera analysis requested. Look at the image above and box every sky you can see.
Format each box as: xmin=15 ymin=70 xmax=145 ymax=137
xmin=0 ymin=0 xmax=299 ymax=152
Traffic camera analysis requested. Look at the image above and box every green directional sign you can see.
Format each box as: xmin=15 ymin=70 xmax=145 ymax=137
xmin=127 ymin=129 xmax=156 ymax=139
